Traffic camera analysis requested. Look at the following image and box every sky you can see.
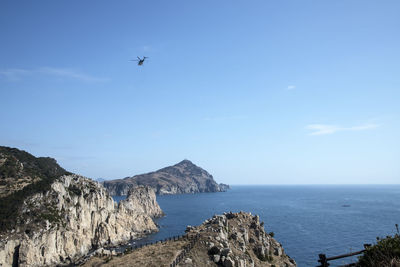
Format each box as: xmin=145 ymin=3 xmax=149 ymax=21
xmin=0 ymin=0 xmax=399 ymax=184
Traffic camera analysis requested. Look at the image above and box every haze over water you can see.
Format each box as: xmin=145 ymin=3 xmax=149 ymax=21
xmin=115 ymin=185 xmax=400 ymax=267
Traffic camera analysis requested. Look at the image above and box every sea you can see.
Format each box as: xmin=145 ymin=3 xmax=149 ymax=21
xmin=113 ymin=185 xmax=400 ymax=267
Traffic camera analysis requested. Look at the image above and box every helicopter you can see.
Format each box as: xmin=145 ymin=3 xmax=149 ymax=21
xmin=130 ymin=56 xmax=148 ymax=66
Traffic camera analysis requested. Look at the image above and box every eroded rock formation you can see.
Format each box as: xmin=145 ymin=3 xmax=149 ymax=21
xmin=0 ymin=174 xmax=163 ymax=267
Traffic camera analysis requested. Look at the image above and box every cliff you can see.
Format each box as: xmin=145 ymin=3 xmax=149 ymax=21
xmin=0 ymin=147 xmax=163 ymax=267
xmin=83 ymin=212 xmax=296 ymax=267
xmin=103 ymin=160 xmax=229 ymax=196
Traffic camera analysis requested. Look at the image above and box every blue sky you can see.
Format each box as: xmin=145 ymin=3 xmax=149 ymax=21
xmin=1 ymin=0 xmax=399 ymax=184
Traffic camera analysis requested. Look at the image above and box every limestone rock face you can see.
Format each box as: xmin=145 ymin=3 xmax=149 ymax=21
xmin=0 ymin=175 xmax=163 ymax=267
xmin=120 ymin=186 xmax=164 ymax=218
xmin=103 ymin=159 xmax=229 ymax=196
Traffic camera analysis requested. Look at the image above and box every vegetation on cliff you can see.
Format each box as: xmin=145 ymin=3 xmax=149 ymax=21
xmin=0 ymin=173 xmax=163 ymax=266
xmin=0 ymin=146 xmax=69 ymax=232
xmin=357 ymin=225 xmax=400 ymax=267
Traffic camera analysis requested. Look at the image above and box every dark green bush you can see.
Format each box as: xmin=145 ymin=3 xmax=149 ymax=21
xmin=269 ymin=231 xmax=275 ymax=237
xmin=68 ymin=185 xmax=82 ymax=196
xmin=357 ymin=228 xmax=400 ymax=267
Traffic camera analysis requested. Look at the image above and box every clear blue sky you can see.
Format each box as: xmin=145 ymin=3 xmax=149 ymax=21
xmin=1 ymin=0 xmax=399 ymax=184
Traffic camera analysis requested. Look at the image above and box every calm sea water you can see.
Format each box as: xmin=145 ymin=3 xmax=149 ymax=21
xmin=113 ymin=185 xmax=400 ymax=267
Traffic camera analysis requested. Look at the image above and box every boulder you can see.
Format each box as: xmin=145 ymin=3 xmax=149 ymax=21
xmin=274 ymin=246 xmax=282 ymax=256
xmin=213 ymin=254 xmax=221 ymax=263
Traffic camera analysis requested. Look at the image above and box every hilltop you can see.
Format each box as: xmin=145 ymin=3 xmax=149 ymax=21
xmin=103 ymin=159 xmax=229 ymax=195
xmin=0 ymin=146 xmax=71 ymax=231
xmin=0 ymin=146 xmax=69 ymax=198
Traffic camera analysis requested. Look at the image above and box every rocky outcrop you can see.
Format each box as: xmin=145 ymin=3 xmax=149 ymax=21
xmin=83 ymin=211 xmax=296 ymax=267
xmin=185 ymin=211 xmax=296 ymax=267
xmin=219 ymin=183 xmax=230 ymax=191
xmin=120 ymin=185 xmax=164 ymax=218
xmin=0 ymin=174 xmax=163 ymax=267
xmin=103 ymin=159 xmax=229 ymax=196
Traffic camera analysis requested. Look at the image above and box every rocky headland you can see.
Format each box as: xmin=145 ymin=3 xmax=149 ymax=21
xmin=0 ymin=146 xmax=163 ymax=267
xmin=84 ymin=212 xmax=296 ymax=267
xmin=103 ymin=159 xmax=229 ymax=196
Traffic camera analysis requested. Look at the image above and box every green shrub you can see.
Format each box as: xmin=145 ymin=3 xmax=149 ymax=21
xmin=68 ymin=185 xmax=82 ymax=196
xmin=357 ymin=227 xmax=400 ymax=267
xmin=269 ymin=232 xmax=275 ymax=237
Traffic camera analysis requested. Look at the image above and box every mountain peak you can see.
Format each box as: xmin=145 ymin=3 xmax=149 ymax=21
xmin=104 ymin=159 xmax=229 ymax=195
xmin=176 ymin=159 xmax=194 ymax=165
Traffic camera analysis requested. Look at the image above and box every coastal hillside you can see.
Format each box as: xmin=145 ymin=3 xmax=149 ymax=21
xmin=103 ymin=159 xmax=230 ymax=196
xmin=0 ymin=146 xmax=69 ymax=198
xmin=0 ymin=147 xmax=164 ymax=266
xmin=84 ymin=211 xmax=296 ymax=267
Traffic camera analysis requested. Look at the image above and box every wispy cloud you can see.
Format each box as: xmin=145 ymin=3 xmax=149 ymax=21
xmin=306 ymin=123 xmax=380 ymax=136
xmin=0 ymin=67 xmax=108 ymax=82
xmin=0 ymin=69 xmax=30 ymax=81
xmin=286 ymin=85 xmax=296 ymax=90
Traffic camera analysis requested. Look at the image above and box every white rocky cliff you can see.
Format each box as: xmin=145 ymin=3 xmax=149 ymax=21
xmin=0 ymin=174 xmax=163 ymax=267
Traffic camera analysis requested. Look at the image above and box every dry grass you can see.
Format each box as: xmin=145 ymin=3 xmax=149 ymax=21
xmin=82 ymin=240 xmax=189 ymax=267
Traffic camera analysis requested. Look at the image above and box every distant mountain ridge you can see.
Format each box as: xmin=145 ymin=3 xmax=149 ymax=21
xmin=103 ymin=159 xmax=229 ymax=196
